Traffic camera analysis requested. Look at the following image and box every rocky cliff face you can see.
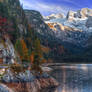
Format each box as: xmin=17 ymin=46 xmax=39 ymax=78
xmin=24 ymin=10 xmax=55 ymax=36
xmin=0 ymin=38 xmax=17 ymax=64
xmin=0 ymin=0 xmax=59 ymax=91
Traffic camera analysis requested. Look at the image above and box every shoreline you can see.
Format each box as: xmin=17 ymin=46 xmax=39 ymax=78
xmin=0 ymin=77 xmax=59 ymax=92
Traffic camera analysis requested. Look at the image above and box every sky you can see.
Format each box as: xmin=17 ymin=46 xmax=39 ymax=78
xmin=19 ymin=0 xmax=92 ymax=16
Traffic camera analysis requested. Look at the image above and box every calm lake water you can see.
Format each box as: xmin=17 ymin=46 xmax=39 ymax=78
xmin=42 ymin=64 xmax=92 ymax=92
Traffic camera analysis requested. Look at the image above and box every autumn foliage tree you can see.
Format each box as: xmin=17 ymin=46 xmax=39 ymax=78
xmin=30 ymin=51 xmax=34 ymax=64
xmin=15 ymin=39 xmax=29 ymax=62
xmin=21 ymin=39 xmax=29 ymax=61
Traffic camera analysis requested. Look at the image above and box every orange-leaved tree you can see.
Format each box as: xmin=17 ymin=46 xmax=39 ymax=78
xmin=21 ymin=39 xmax=29 ymax=61
xmin=15 ymin=39 xmax=29 ymax=62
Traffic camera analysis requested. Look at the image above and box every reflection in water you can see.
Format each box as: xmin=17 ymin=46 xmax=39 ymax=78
xmin=43 ymin=64 xmax=92 ymax=92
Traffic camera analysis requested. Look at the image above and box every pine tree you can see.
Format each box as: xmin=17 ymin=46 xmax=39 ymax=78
xmin=30 ymin=38 xmax=46 ymax=73
xmin=34 ymin=38 xmax=42 ymax=58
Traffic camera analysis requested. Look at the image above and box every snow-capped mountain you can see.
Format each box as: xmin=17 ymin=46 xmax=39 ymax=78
xmin=66 ymin=8 xmax=92 ymax=21
xmin=44 ymin=8 xmax=92 ymax=21
xmin=44 ymin=8 xmax=92 ymax=46
xmin=24 ymin=8 xmax=92 ymax=62
xmin=47 ymin=22 xmax=89 ymax=46
xmin=25 ymin=8 xmax=92 ymax=48
xmin=44 ymin=13 xmax=64 ymax=21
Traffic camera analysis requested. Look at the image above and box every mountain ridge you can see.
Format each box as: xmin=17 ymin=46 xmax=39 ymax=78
xmin=24 ymin=8 xmax=92 ymax=62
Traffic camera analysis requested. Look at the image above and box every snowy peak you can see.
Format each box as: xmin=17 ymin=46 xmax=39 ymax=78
xmin=78 ymin=8 xmax=92 ymax=18
xmin=54 ymin=13 xmax=65 ymax=18
xmin=66 ymin=10 xmax=76 ymax=21
xmin=43 ymin=8 xmax=92 ymax=47
xmin=66 ymin=8 xmax=92 ymax=21
xmin=44 ymin=13 xmax=64 ymax=21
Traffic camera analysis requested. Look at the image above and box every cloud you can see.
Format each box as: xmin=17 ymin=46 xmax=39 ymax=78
xmin=58 ymin=0 xmax=82 ymax=8
xmin=19 ymin=0 xmax=71 ymax=16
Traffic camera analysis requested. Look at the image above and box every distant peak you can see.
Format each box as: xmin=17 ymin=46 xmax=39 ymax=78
xmin=44 ymin=13 xmax=64 ymax=21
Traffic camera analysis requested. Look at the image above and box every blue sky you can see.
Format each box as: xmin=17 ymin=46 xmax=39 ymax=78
xmin=20 ymin=0 xmax=92 ymax=16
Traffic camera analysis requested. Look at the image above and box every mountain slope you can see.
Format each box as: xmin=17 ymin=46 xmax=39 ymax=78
xmin=25 ymin=10 xmax=90 ymax=62
xmin=27 ymin=8 xmax=92 ymax=62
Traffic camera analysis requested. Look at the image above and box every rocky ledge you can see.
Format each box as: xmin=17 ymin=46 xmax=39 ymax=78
xmin=0 ymin=69 xmax=59 ymax=92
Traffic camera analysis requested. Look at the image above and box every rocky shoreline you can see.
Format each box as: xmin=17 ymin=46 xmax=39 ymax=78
xmin=3 ymin=78 xmax=58 ymax=92
xmin=0 ymin=69 xmax=59 ymax=92
xmin=0 ymin=78 xmax=58 ymax=92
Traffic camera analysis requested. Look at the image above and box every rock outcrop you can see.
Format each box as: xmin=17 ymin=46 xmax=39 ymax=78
xmin=0 ymin=69 xmax=59 ymax=92
xmin=4 ymin=77 xmax=58 ymax=92
xmin=0 ymin=38 xmax=18 ymax=64
xmin=24 ymin=10 xmax=54 ymax=36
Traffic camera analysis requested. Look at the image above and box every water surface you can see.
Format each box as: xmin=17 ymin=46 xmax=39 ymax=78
xmin=44 ymin=64 xmax=92 ymax=92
